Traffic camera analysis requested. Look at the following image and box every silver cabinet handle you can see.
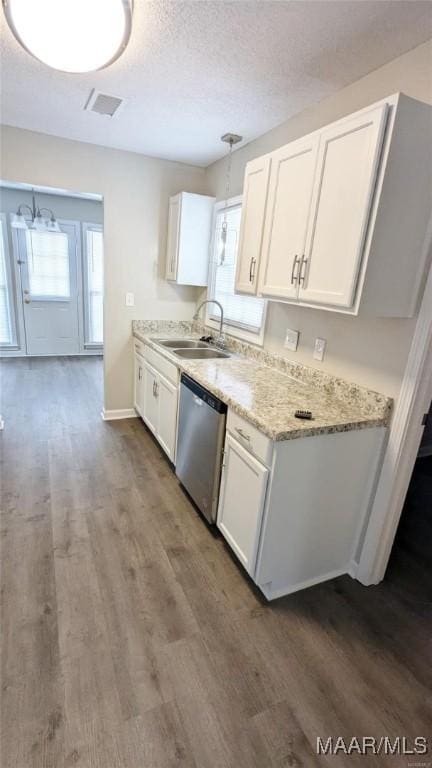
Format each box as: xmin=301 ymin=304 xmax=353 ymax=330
xmin=155 ymin=381 xmax=159 ymax=397
xmin=152 ymin=380 xmax=156 ymax=397
xmin=291 ymin=255 xmax=300 ymax=285
xmin=235 ymin=427 xmax=251 ymax=442
xmin=299 ymin=255 xmax=308 ymax=284
xmin=138 ymin=366 xmax=142 ymax=381
xmin=249 ymin=257 xmax=256 ymax=283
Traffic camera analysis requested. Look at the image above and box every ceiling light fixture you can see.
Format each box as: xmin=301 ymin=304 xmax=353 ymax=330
xmin=11 ymin=191 xmax=61 ymax=232
xmin=219 ymin=133 xmax=242 ymax=265
xmin=2 ymin=0 xmax=133 ymax=73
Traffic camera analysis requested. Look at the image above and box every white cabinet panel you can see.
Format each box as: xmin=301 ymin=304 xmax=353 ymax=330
xmin=217 ymin=434 xmax=268 ymax=576
xmin=235 ymin=155 xmax=271 ymax=295
xmin=134 ymin=353 xmax=144 ymax=416
xmin=143 ymin=362 xmax=159 ymax=436
xmin=259 ymin=136 xmax=319 ymax=300
xmin=139 ymin=353 xmax=179 ymax=463
xmin=157 ymin=373 xmax=178 ymax=463
xmin=299 ymin=104 xmax=388 ymax=308
xmin=166 ymin=192 xmax=215 ymax=285
xmin=166 ymin=195 xmax=180 ymax=281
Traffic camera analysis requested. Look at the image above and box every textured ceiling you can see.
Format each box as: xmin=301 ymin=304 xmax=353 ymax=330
xmin=1 ymin=1 xmax=431 ymax=166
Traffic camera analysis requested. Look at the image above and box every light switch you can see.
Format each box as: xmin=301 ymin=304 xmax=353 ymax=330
xmin=284 ymin=328 xmax=299 ymax=352
xmin=313 ymin=337 xmax=326 ymax=361
xmin=126 ymin=292 xmax=135 ymax=307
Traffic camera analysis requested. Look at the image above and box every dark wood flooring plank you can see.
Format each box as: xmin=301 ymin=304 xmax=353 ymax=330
xmin=1 ymin=356 xmax=431 ymax=768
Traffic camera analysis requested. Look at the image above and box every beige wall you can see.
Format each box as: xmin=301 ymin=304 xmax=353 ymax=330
xmin=205 ymin=39 xmax=432 ymax=399
xmin=0 ymin=126 xmax=206 ymax=410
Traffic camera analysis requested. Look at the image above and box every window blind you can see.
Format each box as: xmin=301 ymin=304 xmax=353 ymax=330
xmin=86 ymin=228 xmax=103 ymax=344
xmin=26 ymin=230 xmax=70 ymax=298
xmin=0 ymin=218 xmax=13 ymax=345
xmin=209 ymin=204 xmax=265 ymax=334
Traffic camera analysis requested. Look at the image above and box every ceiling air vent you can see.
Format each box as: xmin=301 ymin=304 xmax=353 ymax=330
xmin=84 ymin=89 xmax=125 ymax=118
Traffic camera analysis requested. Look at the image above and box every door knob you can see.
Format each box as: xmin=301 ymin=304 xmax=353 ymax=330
xmin=24 ymin=297 xmax=31 ymax=304
xmin=23 ymin=289 xmax=29 ymax=295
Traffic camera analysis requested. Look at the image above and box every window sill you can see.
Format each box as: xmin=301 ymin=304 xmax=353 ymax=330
xmin=205 ymin=314 xmax=266 ymax=347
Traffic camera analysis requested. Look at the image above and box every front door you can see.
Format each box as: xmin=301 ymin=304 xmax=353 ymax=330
xmin=18 ymin=222 xmax=80 ymax=355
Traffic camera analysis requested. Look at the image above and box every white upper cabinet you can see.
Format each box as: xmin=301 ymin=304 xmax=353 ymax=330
xmin=235 ymin=93 xmax=432 ymax=317
xmin=258 ymin=135 xmax=319 ymax=300
xmin=299 ymin=104 xmax=387 ymax=308
xmin=165 ymin=191 xmax=215 ymax=286
xmin=235 ymin=155 xmax=271 ymax=294
xmin=166 ymin=195 xmax=181 ymax=281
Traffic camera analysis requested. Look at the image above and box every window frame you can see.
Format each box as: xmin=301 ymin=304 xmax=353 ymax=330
xmin=0 ymin=212 xmax=19 ymax=350
xmin=206 ymin=196 xmax=267 ymax=346
xmin=24 ymin=227 xmax=72 ymax=302
xmin=82 ymin=222 xmax=104 ymax=349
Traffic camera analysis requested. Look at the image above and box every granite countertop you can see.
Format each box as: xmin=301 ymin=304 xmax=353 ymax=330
xmin=133 ymin=321 xmax=392 ymax=442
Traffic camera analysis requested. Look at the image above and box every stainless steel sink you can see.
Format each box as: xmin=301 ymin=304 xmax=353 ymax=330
xmin=157 ymin=339 xmax=209 ymax=348
xmin=173 ymin=348 xmax=230 ymax=360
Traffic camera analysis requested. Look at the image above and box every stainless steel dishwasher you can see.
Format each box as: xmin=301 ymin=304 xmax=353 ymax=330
xmin=176 ymin=373 xmax=227 ymax=524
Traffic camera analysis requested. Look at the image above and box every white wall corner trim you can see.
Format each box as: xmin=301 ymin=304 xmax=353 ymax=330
xmin=357 ymin=220 xmax=432 ymax=586
xmin=101 ymin=408 xmax=138 ymax=421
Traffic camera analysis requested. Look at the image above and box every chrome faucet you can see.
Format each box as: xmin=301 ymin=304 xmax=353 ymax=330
xmin=193 ymin=299 xmax=225 ymax=347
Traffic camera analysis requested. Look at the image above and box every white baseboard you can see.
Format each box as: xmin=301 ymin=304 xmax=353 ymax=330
xmin=101 ymin=408 xmax=138 ymax=421
xmin=258 ymin=566 xmax=349 ymax=601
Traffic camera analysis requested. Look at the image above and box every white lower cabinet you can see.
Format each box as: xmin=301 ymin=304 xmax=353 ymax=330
xmin=143 ymin=362 xmax=159 ymax=436
xmin=156 ymin=374 xmax=178 ymax=462
xmin=134 ymin=352 xmax=145 ymax=416
xmin=217 ymin=433 xmax=269 ymax=576
xmin=217 ymin=409 xmax=386 ymax=599
xmin=142 ymin=361 xmax=178 ymax=463
xmin=133 ymin=342 xmax=179 ymax=463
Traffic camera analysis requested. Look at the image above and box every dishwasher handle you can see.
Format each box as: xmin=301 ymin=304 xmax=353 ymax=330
xmin=180 ymin=373 xmax=227 ymax=414
xmin=193 ymin=394 xmax=204 ymax=407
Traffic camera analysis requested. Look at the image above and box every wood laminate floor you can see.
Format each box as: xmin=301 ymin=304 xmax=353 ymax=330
xmin=1 ymin=357 xmax=431 ymax=768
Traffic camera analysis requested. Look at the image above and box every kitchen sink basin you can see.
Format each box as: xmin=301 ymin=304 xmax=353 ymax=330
xmin=157 ymin=339 xmax=209 ymax=348
xmin=173 ymin=348 xmax=230 ymax=360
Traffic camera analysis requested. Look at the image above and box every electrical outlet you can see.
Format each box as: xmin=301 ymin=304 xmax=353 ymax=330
xmin=313 ymin=337 xmax=326 ymax=362
xmin=284 ymin=328 xmax=299 ymax=352
xmin=125 ymin=292 xmax=135 ymax=307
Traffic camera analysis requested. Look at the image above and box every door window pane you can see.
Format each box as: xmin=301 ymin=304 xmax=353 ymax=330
xmin=26 ymin=230 xmax=70 ymax=298
xmin=86 ymin=228 xmax=103 ymax=344
xmin=0 ymin=218 xmax=13 ymax=345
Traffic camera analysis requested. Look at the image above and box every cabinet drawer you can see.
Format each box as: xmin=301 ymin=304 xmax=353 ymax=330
xmin=144 ymin=345 xmax=179 ymax=385
xmin=134 ymin=338 xmax=145 ymax=357
xmin=227 ymin=410 xmax=273 ymax=466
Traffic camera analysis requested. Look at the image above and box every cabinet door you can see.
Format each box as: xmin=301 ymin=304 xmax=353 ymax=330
xmin=217 ymin=434 xmax=269 ymax=576
xmin=235 ymin=155 xmax=271 ymax=295
xmin=166 ymin=194 xmax=181 ymax=280
xmin=134 ymin=353 xmax=145 ymax=416
xmin=299 ymin=104 xmax=388 ymax=309
xmin=142 ymin=362 xmax=159 ymax=435
xmin=258 ymin=136 xmax=319 ymax=300
xmin=157 ymin=373 xmax=178 ymax=463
